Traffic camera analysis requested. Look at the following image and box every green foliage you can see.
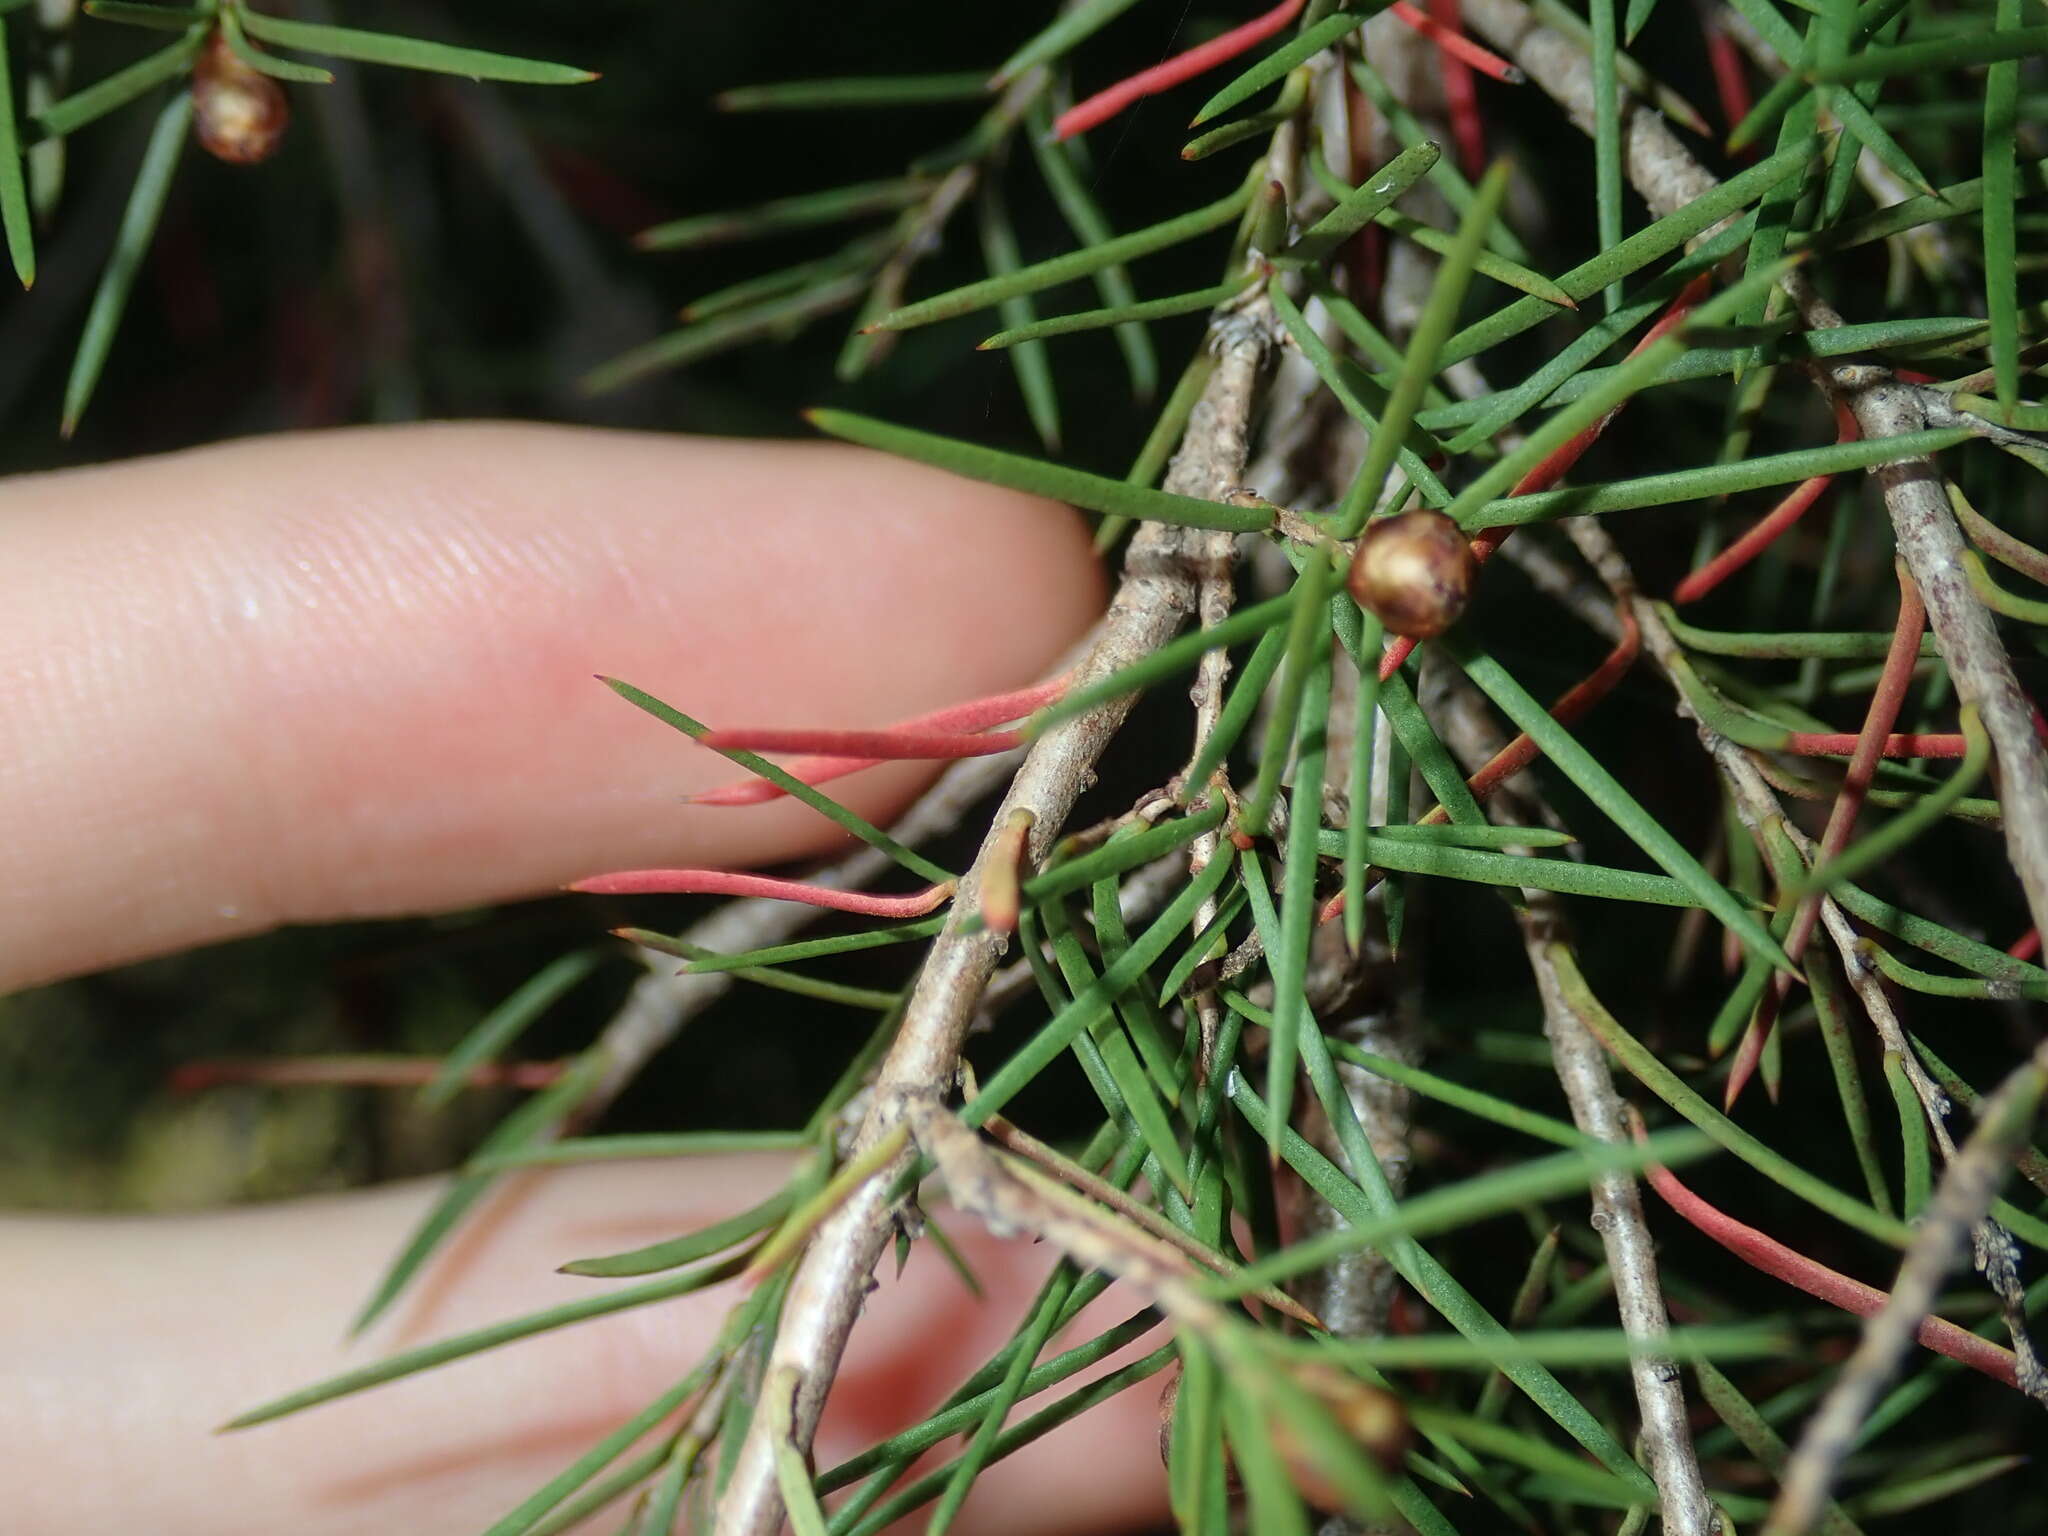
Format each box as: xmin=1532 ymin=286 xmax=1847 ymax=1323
xmin=16 ymin=2 xmax=2048 ymax=1533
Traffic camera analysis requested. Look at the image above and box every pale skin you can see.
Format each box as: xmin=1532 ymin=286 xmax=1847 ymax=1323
xmin=0 ymin=424 xmax=1169 ymax=1534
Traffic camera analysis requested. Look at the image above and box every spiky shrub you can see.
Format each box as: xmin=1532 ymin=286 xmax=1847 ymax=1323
xmin=23 ymin=1 xmax=2048 ymax=1533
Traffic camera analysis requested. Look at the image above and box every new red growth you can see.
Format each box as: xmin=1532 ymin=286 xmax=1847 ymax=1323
xmin=1640 ymin=1132 xmax=2023 ymax=1389
xmin=688 ymin=678 xmax=1064 ymax=807
xmin=570 ymin=870 xmax=955 ymax=919
xmin=1428 ymin=0 xmax=1488 ymax=180
xmin=1053 ymin=0 xmax=1305 ymax=140
xmin=1674 ymin=402 xmax=1860 ymax=606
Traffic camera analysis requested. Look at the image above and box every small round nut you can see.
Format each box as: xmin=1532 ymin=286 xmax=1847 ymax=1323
xmin=1344 ymin=509 xmax=1477 ymax=640
xmin=1271 ymin=1362 xmax=1412 ymax=1508
xmin=193 ymin=33 xmax=290 ymax=166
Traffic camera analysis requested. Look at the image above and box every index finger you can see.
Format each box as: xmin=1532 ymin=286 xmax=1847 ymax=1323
xmin=0 ymin=423 xmax=1103 ymax=991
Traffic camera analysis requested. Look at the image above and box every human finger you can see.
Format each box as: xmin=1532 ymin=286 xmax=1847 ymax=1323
xmin=0 ymin=1159 xmax=1168 ymax=1534
xmin=0 ymin=424 xmax=1103 ymax=991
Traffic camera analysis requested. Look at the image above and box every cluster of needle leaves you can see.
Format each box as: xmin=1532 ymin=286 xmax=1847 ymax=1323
xmin=92 ymin=1 xmax=2048 ymax=1533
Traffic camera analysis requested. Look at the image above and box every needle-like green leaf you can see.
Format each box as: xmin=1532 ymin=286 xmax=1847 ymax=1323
xmin=1277 ymin=140 xmax=1441 ymax=268
xmin=1464 ymin=428 xmax=1972 ymax=528
xmin=976 ymin=179 xmax=1061 ymax=449
xmin=1312 ymin=830 xmax=1705 ymax=908
xmin=1319 ymin=1324 xmax=1788 ymax=1369
xmin=679 ymin=234 xmax=891 ymax=322
xmin=1860 ymin=938 xmax=2048 ymax=1002
xmin=1181 ymin=66 xmax=1309 ymax=162
xmin=776 ymin=1403 xmax=832 ymax=1536
xmin=227 ymin=1250 xmax=743 ymax=1428
xmin=1221 ymin=1383 xmax=1315 ymax=1535
xmin=866 ymin=168 xmax=1259 ymax=332
xmin=962 ymin=850 xmax=1237 ymax=1128
xmin=1229 ymin=1070 xmax=1658 ymax=1493
xmin=1883 ymin=1049 xmax=1933 ymax=1219
xmin=807 ymin=409 xmax=1274 ymax=531
xmin=1268 ymin=281 xmax=1453 ymax=508
xmin=1834 ymin=882 xmax=2045 ymax=984
xmin=0 ymin=15 xmax=35 ymax=286
xmin=1344 ymin=59 xmax=1535 ymax=263
xmin=924 ymin=1270 xmax=1081 ymax=1536
xmin=421 ymin=950 xmax=605 ymax=1111
xmin=979 ymin=277 xmax=1256 ymax=348
xmin=1444 ymin=633 xmax=1792 ymax=972
xmin=481 ymin=1359 xmax=729 ymax=1536
xmin=1021 ymin=804 xmax=1229 ymax=908
xmin=1591 ymin=0 xmax=1623 ymax=311
xmin=1433 ymin=218 xmax=1755 ymax=451
xmin=1339 ymin=159 xmax=1511 ymax=536
xmin=1223 ymin=1124 xmax=1711 ymax=1291
xmin=624 ymin=931 xmax=899 ymax=1009
xmin=1370 ymin=207 xmax=1574 ymax=308
xmin=1527 ymin=0 xmax=1711 ymax=133
xmin=1439 ymin=253 xmax=1808 ymax=528
xmin=1046 ymin=923 xmax=1190 ymax=1196
xmin=1328 ymin=1037 xmax=1589 ymax=1147
xmin=817 ymin=1309 xmax=1152 ymax=1495
xmin=62 ymin=90 xmax=190 ymax=436
xmin=81 ymin=2 xmax=209 ymax=30
xmin=1192 ymin=3 xmax=1382 ymax=125
xmin=1814 ymin=26 xmax=2048 ymax=81
xmin=468 ymin=1131 xmax=809 ymax=1173
xmin=1367 ymin=822 xmax=1578 ymax=849
xmin=1176 ymin=616 xmax=1291 ymax=794
xmin=34 ymin=26 xmax=203 ymax=139
xmin=479 ymin=1368 xmax=711 ymax=1536
xmin=348 ymin=1049 xmax=613 ymax=1335
xmin=219 ymin=5 xmax=334 ymax=83
xmin=1984 ymin=0 xmax=2024 ymax=414
xmin=1439 ymin=134 xmax=1820 ymax=367
xmin=1806 ymin=942 xmax=1896 ymax=1218
xmin=834 ymin=1348 xmax=1178 ymax=1536
xmin=636 ymin=178 xmax=928 ymax=252
xmin=1803 ymin=155 xmax=2048 ymax=254
xmin=1028 ymin=101 xmax=1159 ymax=399
xmin=237 ymin=9 xmax=596 ymax=83
xmin=1419 ymin=315 xmax=1989 ymax=433
xmin=1799 ymin=708 xmax=1991 ymax=894
xmin=1341 ymin=603 xmax=1385 ymax=952
xmin=1374 ymin=668 xmax=1486 ymax=827
xmin=659 ymin=917 xmax=949 ymax=975
xmin=1263 ymin=630 xmax=1330 ymax=1162
xmin=717 ymin=72 xmax=990 ymax=111
xmin=991 ymin=0 xmax=1147 ymax=81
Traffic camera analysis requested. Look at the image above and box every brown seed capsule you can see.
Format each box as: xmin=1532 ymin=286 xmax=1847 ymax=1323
xmin=1271 ymin=1361 xmax=1413 ymax=1508
xmin=1158 ymin=1358 xmax=1409 ymax=1511
xmin=192 ymin=34 xmax=289 ymax=166
xmin=1345 ymin=508 xmax=1478 ymax=639
xmin=1156 ymin=1363 xmax=1180 ymax=1470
